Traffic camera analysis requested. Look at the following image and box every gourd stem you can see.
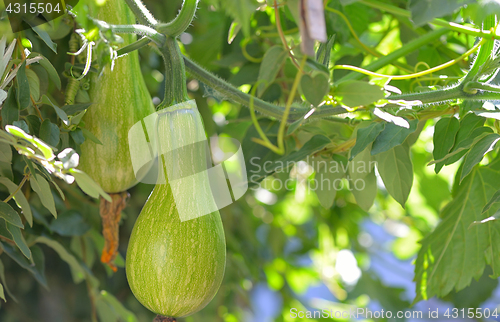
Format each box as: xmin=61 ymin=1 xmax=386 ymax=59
xmin=157 ymin=37 xmax=190 ymax=109
xmin=153 ymin=315 xmax=176 ymax=322
xmin=156 ymin=0 xmax=199 ymax=37
xmin=116 ymin=37 xmax=151 ymax=57
xmin=109 ymin=24 xmax=166 ymax=46
xmin=124 ymin=0 xmax=157 ymax=26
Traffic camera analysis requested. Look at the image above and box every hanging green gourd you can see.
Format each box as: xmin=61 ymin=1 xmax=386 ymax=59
xmin=77 ymin=0 xmax=155 ymax=271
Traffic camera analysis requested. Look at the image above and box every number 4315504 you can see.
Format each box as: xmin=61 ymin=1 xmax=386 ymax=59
xmin=444 ymin=308 xmax=498 ymax=319
xmin=5 ymin=2 xmax=61 ymax=14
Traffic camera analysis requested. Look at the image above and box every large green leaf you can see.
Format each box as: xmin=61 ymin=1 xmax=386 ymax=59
xmin=1 ymin=243 xmax=47 ymax=288
xmin=224 ymin=0 xmax=258 ymax=37
xmin=335 ymin=80 xmax=385 ymax=107
xmin=374 ymin=143 xmax=413 ymax=207
xmin=30 ymin=173 xmax=57 ymax=218
xmin=34 ymin=236 xmax=86 ymax=283
xmin=409 ymin=0 xmax=474 ymax=26
xmin=433 ymin=116 xmax=459 ymax=173
xmin=350 ymin=122 xmax=385 ymax=160
xmin=371 ymin=120 xmax=418 ymax=155
xmin=414 ymin=156 xmax=500 ymax=302
xmin=257 ymin=46 xmax=287 ymax=96
xmin=349 ymin=144 xmax=377 ymax=211
xmin=0 ymin=201 xmax=23 ymax=228
xmin=310 ymin=155 xmax=347 ymax=208
xmin=460 ymin=133 xmax=500 ymax=182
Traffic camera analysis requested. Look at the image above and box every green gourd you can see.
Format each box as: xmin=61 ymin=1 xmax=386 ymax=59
xmin=126 ymin=101 xmax=226 ymax=318
xmin=79 ymin=0 xmax=155 ymax=193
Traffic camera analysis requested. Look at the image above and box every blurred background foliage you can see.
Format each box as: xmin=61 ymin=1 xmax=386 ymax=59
xmin=1 ymin=0 xmax=500 ymax=321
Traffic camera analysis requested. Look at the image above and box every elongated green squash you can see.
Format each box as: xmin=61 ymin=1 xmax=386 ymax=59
xmin=79 ymin=0 xmax=155 ymax=193
xmin=126 ymin=102 xmax=226 ymax=318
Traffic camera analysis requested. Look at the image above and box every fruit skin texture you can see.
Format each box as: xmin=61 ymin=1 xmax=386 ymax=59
xmin=79 ymin=0 xmax=155 ymax=193
xmin=126 ymin=103 xmax=226 ymax=317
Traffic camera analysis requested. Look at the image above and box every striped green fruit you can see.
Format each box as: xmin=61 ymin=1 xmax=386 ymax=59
xmin=126 ymin=102 xmax=226 ymax=318
xmin=79 ymin=0 xmax=155 ymax=193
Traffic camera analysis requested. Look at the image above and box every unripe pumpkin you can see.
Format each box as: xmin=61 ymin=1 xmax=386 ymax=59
xmin=79 ymin=0 xmax=155 ymax=193
xmin=126 ymin=102 xmax=226 ymax=318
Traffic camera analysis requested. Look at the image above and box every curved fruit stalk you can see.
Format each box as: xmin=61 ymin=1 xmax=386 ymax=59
xmin=79 ymin=0 xmax=155 ymax=194
xmin=126 ymin=102 xmax=226 ymax=318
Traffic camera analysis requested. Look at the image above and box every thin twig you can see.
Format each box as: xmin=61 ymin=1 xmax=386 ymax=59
xmin=274 ymin=0 xmax=303 ymax=72
xmin=3 ymin=175 xmax=28 ymax=203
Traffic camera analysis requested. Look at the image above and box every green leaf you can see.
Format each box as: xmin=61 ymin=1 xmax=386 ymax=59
xmin=6 ymin=222 xmax=31 ymax=259
xmin=34 ymin=236 xmax=86 ymax=283
xmin=15 ymin=61 xmax=30 ymax=109
xmin=81 ymin=127 xmax=103 ymax=145
xmin=350 ymin=122 xmax=385 ymax=160
xmin=70 ymin=128 xmax=85 ymax=145
xmin=430 ymin=127 xmax=493 ymax=166
xmin=433 ymin=117 xmax=460 ymax=173
xmin=25 ymin=69 xmax=40 ymax=101
xmin=0 ymin=259 xmax=15 ymax=302
xmin=224 ymin=0 xmax=258 ymax=37
xmin=26 ymin=115 xmax=41 ymax=137
xmin=31 ymin=26 xmax=58 ymax=53
xmin=30 ymin=173 xmax=57 ymax=218
xmin=460 ymin=133 xmax=500 ymax=182
xmin=316 ymin=35 xmax=335 ymax=68
xmin=0 ymin=282 xmax=5 ymax=302
xmin=0 ymin=89 xmax=6 ymax=105
xmin=374 ymin=143 xmax=413 ymax=207
xmin=0 ymin=141 xmax=12 ymax=163
xmin=62 ymin=103 xmax=92 ymax=116
xmin=299 ymin=73 xmax=330 ymax=106
xmin=414 ymin=156 xmax=500 ymax=302
xmin=39 ymin=119 xmax=60 ymax=147
xmin=96 ymin=297 xmax=119 ymax=322
xmin=349 ymin=144 xmax=377 ymax=211
xmin=257 ymin=46 xmax=288 ymax=96
xmin=335 ymin=80 xmax=384 ymax=107
xmin=249 ymin=135 xmax=332 ymax=183
xmin=0 ymin=178 xmax=32 ymax=227
xmin=50 ymin=210 xmax=90 ymax=237
xmin=1 ymin=87 xmax=19 ymax=127
xmin=409 ymin=0 xmax=474 ymax=27
xmin=99 ymin=290 xmax=138 ymax=322
xmin=0 ymin=201 xmax=23 ymax=228
xmin=483 ymin=189 xmax=500 ymax=213
xmin=35 ymin=55 xmax=61 ymax=90
xmin=310 ymin=155 xmax=347 ymax=208
xmin=70 ymin=169 xmax=112 ymax=202
xmin=1 ymin=243 xmax=47 ymax=288
xmin=371 ymin=119 xmax=418 ymax=155
xmin=42 ymin=95 xmax=69 ymax=125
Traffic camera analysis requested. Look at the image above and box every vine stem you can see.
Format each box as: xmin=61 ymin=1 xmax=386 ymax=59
xmin=274 ymin=0 xmax=302 ymax=71
xmin=109 ymin=24 xmax=166 ymax=46
xmin=156 ymin=0 xmax=199 ymax=37
xmin=124 ymin=0 xmax=157 ymax=26
xmin=334 ymin=38 xmax=485 ymax=80
xmin=3 ymin=175 xmax=28 ymax=203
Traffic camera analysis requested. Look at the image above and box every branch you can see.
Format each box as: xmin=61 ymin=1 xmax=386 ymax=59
xmin=124 ymin=0 xmax=157 ymax=26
